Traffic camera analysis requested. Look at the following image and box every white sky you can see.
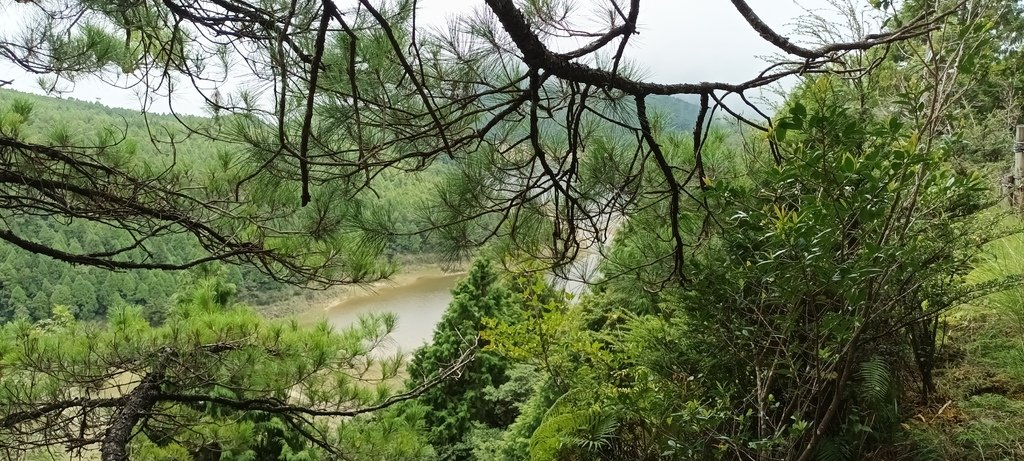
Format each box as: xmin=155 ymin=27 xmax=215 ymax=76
xmin=0 ymin=0 xmax=845 ymax=114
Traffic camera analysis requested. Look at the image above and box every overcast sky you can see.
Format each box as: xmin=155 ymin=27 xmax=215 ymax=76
xmin=0 ymin=0 xmax=843 ymax=113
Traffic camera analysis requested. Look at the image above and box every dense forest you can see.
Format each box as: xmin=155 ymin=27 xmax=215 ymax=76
xmin=2 ymin=0 xmax=1024 ymax=460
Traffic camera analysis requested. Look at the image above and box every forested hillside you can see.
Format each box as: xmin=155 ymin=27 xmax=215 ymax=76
xmin=0 ymin=90 xmax=263 ymax=322
xmin=0 ymin=91 xmax=400 ymax=321
xmin=0 ymin=88 xmax=702 ymax=323
xmin=2 ymin=0 xmax=1024 ymax=460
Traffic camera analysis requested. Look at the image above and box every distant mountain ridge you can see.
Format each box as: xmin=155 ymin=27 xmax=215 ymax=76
xmin=0 ymin=88 xmax=702 ymax=139
xmin=0 ymin=88 xmax=202 ymax=127
xmin=647 ymin=94 xmax=701 ymax=132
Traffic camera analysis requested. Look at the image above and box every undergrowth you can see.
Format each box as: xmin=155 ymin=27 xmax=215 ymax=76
xmin=897 ymin=232 xmax=1024 ymax=459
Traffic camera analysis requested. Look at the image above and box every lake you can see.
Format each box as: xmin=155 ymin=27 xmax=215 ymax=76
xmin=299 ymin=269 xmax=463 ymax=353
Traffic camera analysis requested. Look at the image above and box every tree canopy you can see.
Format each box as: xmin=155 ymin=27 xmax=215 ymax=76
xmin=0 ymin=277 xmax=466 ymax=460
xmin=6 ymin=0 xmax=1024 ymax=460
xmin=0 ymin=0 xmax=949 ymax=285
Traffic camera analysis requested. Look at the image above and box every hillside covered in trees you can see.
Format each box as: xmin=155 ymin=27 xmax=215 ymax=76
xmin=0 ymin=87 xmax=702 ymax=323
xmin=2 ymin=0 xmax=1024 ymax=460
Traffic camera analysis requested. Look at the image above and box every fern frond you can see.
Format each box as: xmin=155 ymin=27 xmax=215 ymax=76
xmin=569 ymin=409 xmax=619 ymax=452
xmin=815 ymin=436 xmax=853 ymax=461
xmin=856 ymin=356 xmax=892 ymax=407
xmin=529 ymin=407 xmax=621 ymax=460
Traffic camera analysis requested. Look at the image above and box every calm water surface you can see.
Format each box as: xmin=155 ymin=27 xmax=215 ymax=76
xmin=303 ymin=271 xmax=463 ymax=353
xmin=302 ymin=247 xmax=609 ymax=355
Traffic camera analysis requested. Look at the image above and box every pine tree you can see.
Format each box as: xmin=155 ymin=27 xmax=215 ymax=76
xmin=132 ymin=282 xmax=150 ymax=305
xmin=5 ymin=285 xmax=27 ymax=321
xmin=49 ymin=285 xmax=74 ymax=314
xmin=408 ymin=260 xmax=515 ymax=460
xmin=71 ymin=277 xmax=99 ymax=319
xmin=28 ymin=291 xmax=49 ymax=321
xmin=0 ymin=276 xmax=441 ymax=460
xmin=0 ymin=0 xmax=928 ymax=285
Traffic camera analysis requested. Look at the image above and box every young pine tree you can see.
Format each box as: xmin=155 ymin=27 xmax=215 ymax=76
xmin=407 ymin=260 xmax=516 ymax=460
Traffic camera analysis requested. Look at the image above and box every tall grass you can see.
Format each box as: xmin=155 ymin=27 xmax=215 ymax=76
xmin=970 ymin=233 xmax=1024 ymax=333
xmin=910 ymin=231 xmax=1024 ymax=459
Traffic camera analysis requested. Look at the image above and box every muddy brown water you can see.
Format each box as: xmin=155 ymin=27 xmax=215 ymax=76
xmin=298 ymin=269 xmax=464 ymax=354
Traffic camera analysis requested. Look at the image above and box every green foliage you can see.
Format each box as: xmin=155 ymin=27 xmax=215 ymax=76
xmin=664 ymin=77 xmax=994 ymax=456
xmin=0 ymin=275 xmax=434 ymax=459
xmin=971 ymin=233 xmax=1024 ymax=334
xmin=856 ymin=357 xmax=895 ymax=414
xmin=857 ymin=0 xmax=1024 ymax=170
xmin=0 ymin=88 xmax=474 ymax=323
xmin=467 ymin=365 xmax=553 ymax=461
xmin=407 ymin=259 xmax=517 ymax=460
xmin=476 ymin=70 xmax=1005 ymax=460
xmin=901 ymin=229 xmax=1024 ymax=459
xmin=482 ymin=277 xmax=667 ymax=460
xmin=953 ymin=394 xmax=1024 ymax=458
xmin=529 ymin=402 xmax=620 ymax=460
xmin=334 ymin=405 xmax=438 ymax=461
xmin=0 ymin=89 xmax=290 ymax=321
xmin=3 ymin=0 xmax=1024 ymax=459
xmin=0 ymin=216 xmax=190 ymax=322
